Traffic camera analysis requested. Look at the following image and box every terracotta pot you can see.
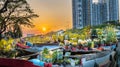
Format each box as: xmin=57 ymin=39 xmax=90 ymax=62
xmin=72 ymin=47 xmax=76 ymax=51
xmin=97 ymin=47 xmax=103 ymax=51
xmin=83 ymin=47 xmax=88 ymax=51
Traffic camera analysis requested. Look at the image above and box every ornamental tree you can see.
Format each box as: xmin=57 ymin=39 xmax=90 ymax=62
xmin=0 ymin=0 xmax=38 ymax=39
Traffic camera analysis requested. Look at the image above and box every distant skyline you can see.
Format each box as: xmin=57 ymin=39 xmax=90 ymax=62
xmin=23 ymin=0 xmax=120 ymax=36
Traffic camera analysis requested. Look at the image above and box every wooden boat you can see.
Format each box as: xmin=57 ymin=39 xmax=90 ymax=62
xmin=15 ymin=48 xmax=41 ymax=60
xmin=15 ymin=42 xmax=42 ymax=60
xmin=16 ymin=43 xmax=30 ymax=49
xmin=25 ymin=45 xmax=115 ymax=67
xmin=63 ymin=50 xmax=115 ymax=67
xmin=63 ymin=49 xmax=101 ymax=55
xmin=33 ymin=42 xmax=59 ymax=47
xmin=62 ymin=45 xmax=116 ymax=55
xmin=56 ymin=45 xmax=116 ymax=67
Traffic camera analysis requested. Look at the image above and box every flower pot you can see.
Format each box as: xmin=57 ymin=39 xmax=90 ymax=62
xmin=83 ymin=47 xmax=88 ymax=51
xmin=72 ymin=47 xmax=76 ymax=51
xmin=97 ymin=47 xmax=103 ymax=51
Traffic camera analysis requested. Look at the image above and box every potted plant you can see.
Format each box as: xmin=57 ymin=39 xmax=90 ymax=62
xmin=64 ymin=44 xmax=69 ymax=50
xmin=77 ymin=43 xmax=83 ymax=50
xmin=71 ymin=42 xmax=77 ymax=51
xmin=64 ymin=40 xmax=70 ymax=50
xmin=87 ymin=42 xmax=92 ymax=50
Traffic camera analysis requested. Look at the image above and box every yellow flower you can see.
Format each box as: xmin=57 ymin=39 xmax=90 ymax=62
xmin=0 ymin=38 xmax=13 ymax=51
xmin=72 ymin=42 xmax=77 ymax=46
xmin=5 ymin=45 xmax=11 ymax=51
xmin=0 ymin=39 xmax=6 ymax=49
xmin=8 ymin=38 xmax=14 ymax=44
xmin=1 ymin=39 xmax=7 ymax=46
xmin=45 ymin=55 xmax=52 ymax=59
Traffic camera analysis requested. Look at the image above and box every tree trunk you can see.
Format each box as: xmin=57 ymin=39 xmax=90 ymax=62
xmin=0 ymin=33 xmax=3 ymax=40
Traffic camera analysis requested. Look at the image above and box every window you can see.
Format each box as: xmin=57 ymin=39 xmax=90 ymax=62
xmin=78 ymin=4 xmax=81 ymax=7
xmin=78 ymin=0 xmax=80 ymax=2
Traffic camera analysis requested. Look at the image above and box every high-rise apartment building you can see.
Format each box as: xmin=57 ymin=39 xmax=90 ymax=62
xmin=92 ymin=0 xmax=109 ymax=26
xmin=72 ymin=0 xmax=119 ymax=29
xmin=72 ymin=0 xmax=92 ymax=29
xmin=98 ymin=0 xmax=119 ymax=23
xmin=92 ymin=2 xmax=101 ymax=26
xmin=108 ymin=0 xmax=119 ymax=21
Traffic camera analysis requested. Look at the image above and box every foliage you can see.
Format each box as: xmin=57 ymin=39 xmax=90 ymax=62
xmin=87 ymin=41 xmax=92 ymax=47
xmin=90 ymin=29 xmax=98 ymax=39
xmin=0 ymin=0 xmax=38 ymax=39
xmin=52 ymin=50 xmax=57 ymax=63
xmin=64 ymin=26 xmax=91 ymax=41
xmin=24 ymin=35 xmax=52 ymax=44
xmin=42 ymin=48 xmax=52 ymax=62
xmin=0 ymin=38 xmax=13 ymax=52
xmin=106 ymin=25 xmax=117 ymax=43
xmin=42 ymin=48 xmax=49 ymax=54
xmin=0 ymin=38 xmax=17 ymax=58
xmin=58 ymin=35 xmax=64 ymax=42
xmin=52 ymin=34 xmax=58 ymax=42
xmin=0 ymin=0 xmax=17 ymax=13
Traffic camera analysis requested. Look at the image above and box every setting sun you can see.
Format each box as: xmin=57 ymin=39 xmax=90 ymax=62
xmin=42 ymin=27 xmax=46 ymax=32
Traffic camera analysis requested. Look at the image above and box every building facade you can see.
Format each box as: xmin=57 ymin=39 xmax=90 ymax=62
xmin=92 ymin=0 xmax=109 ymax=25
xmin=94 ymin=0 xmax=119 ymax=24
xmin=108 ymin=0 xmax=119 ymax=21
xmin=72 ymin=0 xmax=119 ymax=29
xmin=92 ymin=2 xmax=101 ymax=26
xmin=72 ymin=0 xmax=92 ymax=29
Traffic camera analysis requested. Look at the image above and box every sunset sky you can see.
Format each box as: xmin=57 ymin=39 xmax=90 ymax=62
xmin=23 ymin=0 xmax=72 ymax=36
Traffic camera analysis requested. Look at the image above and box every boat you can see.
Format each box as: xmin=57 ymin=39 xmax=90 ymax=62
xmin=28 ymin=45 xmax=116 ymax=67
xmin=16 ymin=42 xmax=61 ymax=60
xmin=81 ymin=50 xmax=115 ymax=67
xmin=16 ymin=43 xmax=30 ymax=49
xmin=62 ymin=47 xmax=116 ymax=67
xmin=15 ymin=43 xmax=41 ymax=60
xmin=63 ymin=49 xmax=101 ymax=55
xmin=33 ymin=42 xmax=59 ymax=47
